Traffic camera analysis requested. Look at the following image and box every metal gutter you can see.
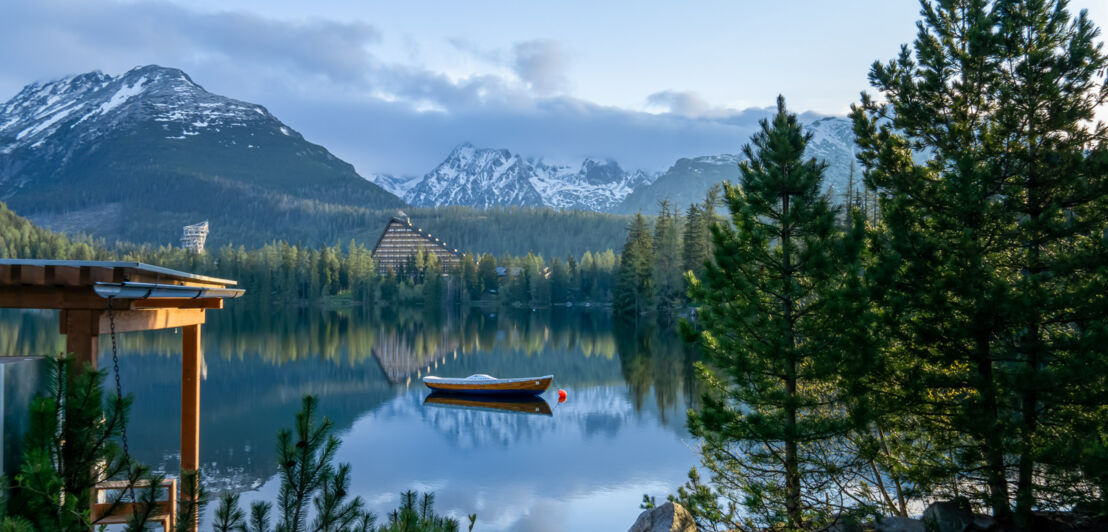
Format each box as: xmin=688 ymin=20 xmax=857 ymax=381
xmin=93 ymin=282 xmax=245 ymax=300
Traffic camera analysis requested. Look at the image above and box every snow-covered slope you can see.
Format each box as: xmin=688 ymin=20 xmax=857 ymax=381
xmin=0 ymin=65 xmax=403 ymax=245
xmin=367 ymin=173 xmax=421 ymax=198
xmin=399 ymin=143 xmax=656 ymax=211
xmin=0 ymin=65 xmax=300 ymax=170
xmin=406 ymin=143 xmax=544 ymax=208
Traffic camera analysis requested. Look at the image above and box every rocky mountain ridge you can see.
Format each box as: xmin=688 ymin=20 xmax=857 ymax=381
xmin=394 ymin=142 xmax=655 ymax=211
xmin=375 ymin=116 xmax=858 ymax=214
xmin=0 ymin=65 xmax=403 ymax=245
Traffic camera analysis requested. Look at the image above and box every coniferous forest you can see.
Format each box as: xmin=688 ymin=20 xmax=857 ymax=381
xmin=658 ymin=2 xmax=1108 ymax=531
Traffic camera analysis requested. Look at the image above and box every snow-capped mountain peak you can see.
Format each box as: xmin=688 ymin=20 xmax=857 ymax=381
xmin=405 ymin=143 xmax=542 ymax=208
xmin=0 ymin=65 xmax=298 ymax=162
xmin=393 ymin=144 xmax=657 ymax=211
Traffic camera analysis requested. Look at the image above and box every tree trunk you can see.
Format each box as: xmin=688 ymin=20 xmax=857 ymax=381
xmin=977 ymin=329 xmax=1012 ymax=522
xmin=1016 ymin=157 xmax=1043 ymax=529
xmin=781 ymin=190 xmax=802 ymax=528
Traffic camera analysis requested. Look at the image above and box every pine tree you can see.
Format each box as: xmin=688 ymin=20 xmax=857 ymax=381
xmin=682 ymin=186 xmax=723 ymax=279
xmin=852 ymin=0 xmax=1108 ymax=524
xmin=614 ymin=213 xmax=654 ymax=317
xmin=680 ymin=96 xmax=870 ymax=530
xmin=476 ymin=254 xmax=498 ymax=295
xmin=652 ymin=200 xmax=684 ymax=316
xmin=550 ymin=258 xmax=570 ymax=304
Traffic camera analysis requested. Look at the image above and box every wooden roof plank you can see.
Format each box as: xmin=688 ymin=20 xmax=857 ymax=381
xmin=15 ymin=265 xmax=45 ymax=285
xmin=47 ymin=265 xmax=82 ymax=286
xmin=0 ymin=259 xmax=236 ymax=286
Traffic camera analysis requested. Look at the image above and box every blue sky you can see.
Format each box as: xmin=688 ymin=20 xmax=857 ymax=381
xmin=2 ymin=0 xmax=1105 ymax=177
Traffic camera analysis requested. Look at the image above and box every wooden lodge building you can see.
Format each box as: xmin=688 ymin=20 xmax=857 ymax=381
xmin=372 ymin=216 xmax=462 ymax=273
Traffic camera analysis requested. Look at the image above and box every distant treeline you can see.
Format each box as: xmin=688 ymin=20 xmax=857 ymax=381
xmin=18 ymin=198 xmax=634 ymax=258
xmin=1 ymin=200 xmax=629 ymax=308
xmin=2 ymin=195 xmax=729 ymax=312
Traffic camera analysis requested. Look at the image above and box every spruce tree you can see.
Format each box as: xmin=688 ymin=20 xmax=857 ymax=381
xmin=652 ymin=200 xmax=684 ymax=316
xmin=614 ymin=213 xmax=654 ymax=317
xmin=681 ymin=96 xmax=869 ymax=530
xmin=852 ymin=0 xmax=1108 ymax=524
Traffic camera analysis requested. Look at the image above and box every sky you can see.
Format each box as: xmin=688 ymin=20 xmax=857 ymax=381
xmin=1 ymin=0 xmax=1106 ymax=177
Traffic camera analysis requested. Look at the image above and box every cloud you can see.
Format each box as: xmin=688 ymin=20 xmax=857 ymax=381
xmin=0 ymin=1 xmax=380 ymax=93
xmin=0 ymin=0 xmax=830 ymax=180
xmin=511 ymin=40 xmax=569 ymax=95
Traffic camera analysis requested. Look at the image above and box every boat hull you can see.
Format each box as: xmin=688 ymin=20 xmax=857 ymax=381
xmin=422 ymin=375 xmax=552 ymax=395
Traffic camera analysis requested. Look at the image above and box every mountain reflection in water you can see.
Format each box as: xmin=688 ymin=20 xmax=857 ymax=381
xmin=0 ymin=305 xmax=701 ymax=531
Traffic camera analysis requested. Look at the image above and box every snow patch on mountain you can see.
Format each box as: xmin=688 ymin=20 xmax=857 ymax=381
xmin=0 ymin=65 xmax=302 ymax=165
xmin=401 ymin=144 xmax=657 ymax=211
xmin=367 ymin=173 xmax=422 ymax=198
xmin=96 ymin=76 xmax=149 ymax=116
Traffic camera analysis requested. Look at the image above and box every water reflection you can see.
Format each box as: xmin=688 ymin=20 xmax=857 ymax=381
xmin=0 ymin=305 xmax=701 ymax=531
xmin=424 ymin=394 xmax=553 ymax=416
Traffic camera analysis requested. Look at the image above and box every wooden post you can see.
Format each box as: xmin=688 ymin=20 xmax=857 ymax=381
xmin=181 ymin=324 xmax=201 ymax=530
xmin=62 ymin=310 xmax=100 ymax=371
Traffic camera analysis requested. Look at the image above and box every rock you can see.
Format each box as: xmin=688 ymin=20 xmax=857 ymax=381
xmin=826 ymin=517 xmax=865 ymax=532
xmin=964 ymin=515 xmax=999 ymax=531
xmin=874 ymin=516 xmax=926 ymax=532
xmin=1072 ymin=501 xmax=1103 ymax=517
xmin=628 ymin=502 xmax=698 ymax=532
xmin=921 ymin=499 xmax=974 ymax=532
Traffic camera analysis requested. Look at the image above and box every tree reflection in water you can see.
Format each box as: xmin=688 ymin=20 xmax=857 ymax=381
xmin=0 ymin=306 xmax=700 ymax=496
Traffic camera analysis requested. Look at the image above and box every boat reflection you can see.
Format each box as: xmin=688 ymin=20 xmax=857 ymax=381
xmin=423 ymin=392 xmax=553 ymax=416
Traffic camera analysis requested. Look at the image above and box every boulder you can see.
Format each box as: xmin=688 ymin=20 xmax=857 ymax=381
xmin=874 ymin=516 xmax=926 ymax=532
xmin=628 ymin=502 xmax=698 ymax=532
xmin=964 ymin=515 xmax=999 ymax=531
xmin=921 ymin=499 xmax=974 ymax=532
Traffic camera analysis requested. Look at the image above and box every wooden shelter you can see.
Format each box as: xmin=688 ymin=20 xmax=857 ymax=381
xmin=0 ymin=259 xmax=243 ymax=530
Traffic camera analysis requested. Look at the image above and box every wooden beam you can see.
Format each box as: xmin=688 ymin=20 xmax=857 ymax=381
xmin=0 ymin=286 xmax=131 ymax=310
xmin=12 ymin=264 xmax=45 ymax=285
xmin=181 ymin=324 xmax=201 ymax=531
xmin=133 ymin=298 xmax=224 ymax=310
xmin=45 ymin=265 xmax=81 ymax=286
xmin=97 ymin=308 xmax=206 ymax=334
xmin=81 ymin=266 xmax=115 ymax=285
xmin=61 ymin=310 xmax=100 ymax=371
xmin=0 ymin=264 xmax=11 ymax=284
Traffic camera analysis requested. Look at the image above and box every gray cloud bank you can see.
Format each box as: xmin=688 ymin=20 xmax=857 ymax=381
xmin=0 ymin=0 xmax=833 ymax=178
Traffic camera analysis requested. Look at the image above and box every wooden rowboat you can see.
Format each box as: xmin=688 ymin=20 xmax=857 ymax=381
xmin=423 ymin=393 xmax=553 ymax=416
xmin=422 ymin=374 xmax=552 ymax=395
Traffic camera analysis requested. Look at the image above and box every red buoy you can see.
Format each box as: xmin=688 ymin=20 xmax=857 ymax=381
xmin=558 ymin=389 xmax=567 ymax=403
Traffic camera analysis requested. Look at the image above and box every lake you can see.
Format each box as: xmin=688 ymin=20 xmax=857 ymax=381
xmin=0 ymin=305 xmax=702 ymax=531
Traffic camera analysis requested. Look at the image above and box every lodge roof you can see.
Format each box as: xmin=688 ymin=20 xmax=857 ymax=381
xmin=372 ymin=217 xmax=460 ymax=257
xmin=0 ymin=259 xmax=237 ymax=287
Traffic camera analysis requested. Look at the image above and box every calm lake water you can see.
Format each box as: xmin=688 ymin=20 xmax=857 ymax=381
xmin=0 ymin=305 xmax=701 ymax=531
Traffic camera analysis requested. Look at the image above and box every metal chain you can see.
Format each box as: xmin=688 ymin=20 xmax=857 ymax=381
xmin=107 ymin=297 xmax=131 ymax=461
xmin=106 ymin=297 xmax=137 ymax=505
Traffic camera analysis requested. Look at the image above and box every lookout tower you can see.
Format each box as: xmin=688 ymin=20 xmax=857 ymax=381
xmin=181 ymin=221 xmax=209 ymax=253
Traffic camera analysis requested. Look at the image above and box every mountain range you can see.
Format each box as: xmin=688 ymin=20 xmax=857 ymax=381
xmin=374 ymin=116 xmax=858 ymax=215
xmin=392 ymin=143 xmax=654 ymax=211
xmin=0 ymin=65 xmax=860 ymax=249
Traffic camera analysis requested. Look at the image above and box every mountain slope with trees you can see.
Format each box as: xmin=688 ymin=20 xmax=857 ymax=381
xmin=0 ymin=65 xmax=404 ymax=246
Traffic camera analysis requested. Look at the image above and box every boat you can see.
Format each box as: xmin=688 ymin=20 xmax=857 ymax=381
xmin=421 ymin=374 xmax=552 ymax=395
xmin=423 ymin=393 xmax=552 ymax=416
